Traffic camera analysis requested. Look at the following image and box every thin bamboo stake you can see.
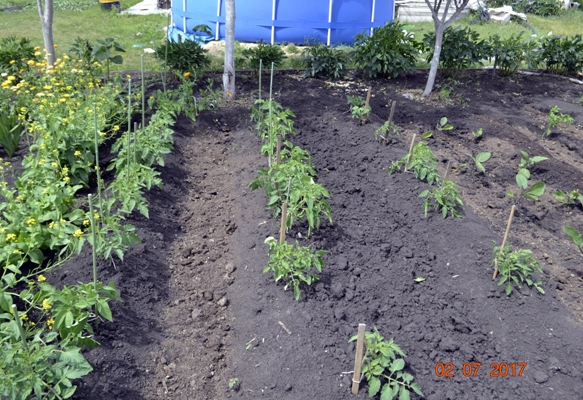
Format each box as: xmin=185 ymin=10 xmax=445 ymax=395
xmin=276 ymin=135 xmax=282 ymax=165
xmin=127 ymin=78 xmax=132 ymax=183
xmin=279 ymin=203 xmax=288 ymax=244
xmin=493 ymin=205 xmax=516 ymax=279
xmin=134 ymin=122 xmax=138 ymax=164
xmin=92 ymin=104 xmax=103 ymax=224
xmin=351 ymin=324 xmax=366 ymax=395
xmin=441 ymin=161 xmax=451 ymax=187
xmin=386 ymin=101 xmax=396 ymax=146
xmin=141 ymin=54 xmax=145 ymax=130
xmin=163 ymin=14 xmax=170 ymax=93
xmin=88 ymin=194 xmax=98 ymax=290
xmin=259 ymin=59 xmax=262 ymax=100
xmin=362 ymin=87 xmax=372 ymax=124
xmin=404 ymin=134 xmax=417 ymax=172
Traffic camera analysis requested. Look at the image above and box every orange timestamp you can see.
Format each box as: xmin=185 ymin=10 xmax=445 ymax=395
xmin=435 ymin=362 xmax=527 ymax=377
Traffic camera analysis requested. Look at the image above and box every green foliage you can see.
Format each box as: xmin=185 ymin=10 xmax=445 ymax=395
xmin=467 ymin=152 xmax=491 ymax=173
xmin=302 ymin=44 xmax=349 ymax=80
xmin=489 ymin=33 xmax=537 ymax=76
xmin=346 ymin=95 xmax=371 ymax=123
xmin=436 ymin=117 xmax=453 ymax=131
xmin=0 ymin=106 xmax=24 ymax=157
xmin=375 ymin=121 xmax=400 ymax=142
xmin=553 ymin=189 xmax=583 ymax=207
xmin=563 ymin=226 xmax=583 ymax=252
xmin=493 ymin=243 xmax=544 ymax=295
xmin=347 ymin=95 xmax=366 ymax=108
xmin=92 ymin=38 xmax=125 ymax=81
xmin=353 ymin=21 xmax=420 ymax=78
xmin=535 ymin=34 xmax=583 ymax=75
xmin=250 ymin=99 xmax=296 ymax=159
xmin=544 ymin=105 xmax=574 ymax=136
xmin=0 ymin=36 xmax=38 ymax=76
xmin=419 ymin=180 xmax=464 ymax=218
xmin=155 ymin=39 xmax=210 ymax=75
xmin=349 ymin=327 xmax=423 ymax=400
xmin=388 ymin=141 xmax=441 ymax=185
xmin=68 ymin=37 xmax=95 ymax=69
xmin=242 ymin=42 xmax=287 ymax=71
xmin=507 ymin=150 xmax=547 ymax=202
xmin=228 ymin=377 xmax=240 ymax=390
xmin=424 ymin=27 xmax=490 ymax=73
xmin=512 ymin=0 xmax=563 ymax=16
xmin=264 ymin=237 xmax=326 ymax=300
xmin=471 ymin=128 xmax=483 ymax=140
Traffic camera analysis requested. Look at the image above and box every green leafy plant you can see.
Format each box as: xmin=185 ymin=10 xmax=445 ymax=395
xmin=436 ymin=117 xmax=453 ymax=131
xmin=68 ymin=37 xmax=95 ymax=70
xmin=353 ymin=21 xmax=420 ymax=78
xmin=302 ymin=44 xmax=349 ymax=80
xmin=264 ymin=237 xmax=326 ymax=300
xmin=228 ymin=377 xmax=240 ymax=390
xmin=92 ymin=38 xmax=125 ymax=81
xmin=552 ymin=189 xmax=583 ymax=207
xmin=512 ymin=0 xmax=563 ymax=16
xmin=424 ymin=26 xmax=490 ymax=75
xmin=388 ymin=141 xmax=441 ymax=185
xmin=0 ymin=106 xmax=24 ymax=157
xmin=155 ymin=39 xmax=210 ymax=76
xmin=375 ymin=121 xmax=400 ymax=142
xmin=242 ymin=41 xmax=287 ymax=72
xmin=493 ymin=243 xmax=544 ymax=295
xmin=534 ymin=34 xmax=583 ymax=75
xmin=471 ymin=128 xmax=483 ymax=140
xmin=563 ymin=226 xmax=583 ymax=253
xmin=347 ymin=95 xmax=370 ymax=124
xmin=419 ymin=179 xmax=464 ymax=218
xmin=488 ymin=33 xmax=536 ymax=76
xmin=0 ymin=36 xmax=38 ymax=76
xmin=544 ymin=106 xmax=574 ymax=137
xmin=349 ymin=327 xmax=423 ymax=400
xmin=467 ymin=152 xmax=491 ymax=173
xmin=507 ymin=151 xmax=547 ymax=202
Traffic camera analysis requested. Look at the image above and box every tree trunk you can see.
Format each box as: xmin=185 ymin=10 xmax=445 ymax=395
xmin=223 ymin=0 xmax=236 ymax=100
xmin=36 ymin=0 xmax=55 ymax=66
xmin=422 ymin=24 xmax=445 ymax=97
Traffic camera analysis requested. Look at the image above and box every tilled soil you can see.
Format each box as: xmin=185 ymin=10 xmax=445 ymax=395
xmin=49 ymin=69 xmax=583 ymax=399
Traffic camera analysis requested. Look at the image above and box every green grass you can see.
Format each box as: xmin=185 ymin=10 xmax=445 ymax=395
xmin=0 ymin=1 xmax=168 ymax=70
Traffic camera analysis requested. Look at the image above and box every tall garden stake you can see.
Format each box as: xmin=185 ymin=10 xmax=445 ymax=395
xmin=92 ymin=103 xmax=103 ymax=223
xmin=259 ymin=59 xmax=262 ymax=100
xmin=88 ymin=194 xmax=98 ymax=290
xmin=404 ymin=134 xmax=417 ymax=172
xmin=134 ymin=122 xmax=138 ymax=164
xmin=163 ymin=13 xmax=170 ymax=93
xmin=141 ymin=54 xmax=145 ymax=129
xmin=352 ymin=323 xmax=366 ymax=395
xmin=127 ymin=78 xmax=132 ymax=184
xmin=362 ymin=87 xmax=372 ymax=124
xmin=493 ymin=205 xmax=516 ymax=279
xmin=386 ymin=101 xmax=396 ymax=146
xmin=268 ymin=62 xmax=274 ymax=166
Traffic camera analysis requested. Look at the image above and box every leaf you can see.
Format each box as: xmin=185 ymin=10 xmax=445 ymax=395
xmin=410 ymin=382 xmax=424 ymax=396
xmin=368 ymin=376 xmax=381 ymax=397
xmin=380 ymin=383 xmax=397 ymax=400
xmin=516 ymin=174 xmax=528 ymax=190
xmin=475 ymin=152 xmax=491 ymax=163
xmin=563 ymin=226 xmax=583 ymax=249
xmin=28 ymin=249 xmax=44 ymax=265
xmin=530 ymin=156 xmax=548 ymax=164
xmin=506 ymin=191 xmax=515 ymax=198
xmin=505 ymin=281 xmax=513 ymax=296
xmin=390 ymin=358 xmax=405 ymax=372
xmin=422 ymin=131 xmax=433 ymax=138
xmin=440 ymin=117 xmax=447 ymax=126
xmin=414 ymin=277 xmax=426 ymax=283
xmin=96 ymin=299 xmax=113 ymax=322
xmin=399 ymin=387 xmax=411 ymax=400
xmin=527 ymin=182 xmax=546 ymax=198
xmin=476 ymin=162 xmax=485 ymax=173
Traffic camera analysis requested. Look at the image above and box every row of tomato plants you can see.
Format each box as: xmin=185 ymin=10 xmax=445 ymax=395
xmin=0 ymin=52 xmax=197 ymax=398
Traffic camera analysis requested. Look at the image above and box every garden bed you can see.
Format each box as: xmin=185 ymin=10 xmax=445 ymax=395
xmin=43 ymin=69 xmax=583 ymax=399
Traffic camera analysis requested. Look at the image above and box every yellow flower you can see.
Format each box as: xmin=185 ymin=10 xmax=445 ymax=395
xmin=74 ymin=150 xmax=81 ymax=157
xmin=9 ymin=60 xmax=15 ymax=65
xmin=94 ymin=213 xmax=100 ymax=220
xmin=53 ymin=44 xmax=58 ymax=48
xmin=73 ymin=229 xmax=83 ymax=238
xmin=47 ymin=318 xmax=55 ymax=329
xmin=51 ymin=162 xmax=58 ymax=167
xmin=27 ymin=60 xmax=35 ymax=66
xmin=83 ymin=219 xmax=90 ymax=226
xmin=37 ymin=274 xmax=46 ymax=282
xmin=48 ymin=221 xmax=55 ymax=229
xmin=183 ymin=71 xmax=191 ymax=77
xmin=26 ymin=218 xmax=36 ymax=226
xmin=5 ymin=233 xmax=16 ymax=242
xmin=63 ymin=176 xmax=70 ymax=183
xmin=43 ymin=85 xmax=52 ymax=90
xmin=40 ymin=143 xmax=46 ymax=149
xmin=0 ymin=227 xmax=4 ymax=233
xmin=42 ymin=298 xmax=53 ymax=311
xmin=34 ymin=46 xmax=40 ymax=51
xmin=13 ymin=249 xmax=22 ymax=254
xmin=112 ymin=125 xmax=120 ymax=132
xmin=20 ymin=314 xmax=28 ymax=321
xmin=99 ymin=132 xmax=106 ymax=138
xmin=62 ymin=167 xmax=69 ymax=173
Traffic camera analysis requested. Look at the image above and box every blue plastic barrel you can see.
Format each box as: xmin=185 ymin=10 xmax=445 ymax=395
xmin=171 ymin=0 xmax=395 ymax=45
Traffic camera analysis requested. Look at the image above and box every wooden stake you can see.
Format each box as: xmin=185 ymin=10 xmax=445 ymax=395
xmin=386 ymin=101 xmax=396 ymax=146
xmin=279 ymin=203 xmax=288 ymax=244
xmin=276 ymin=135 xmax=282 ymax=165
xmin=362 ymin=87 xmax=372 ymax=124
xmin=352 ymin=324 xmax=366 ymax=395
xmin=441 ymin=161 xmax=451 ymax=186
xmin=404 ymin=134 xmax=417 ymax=172
xmin=493 ymin=205 xmax=516 ymax=279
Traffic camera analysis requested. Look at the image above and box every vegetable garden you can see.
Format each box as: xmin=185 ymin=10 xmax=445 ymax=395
xmin=1 ymin=15 xmax=583 ymax=400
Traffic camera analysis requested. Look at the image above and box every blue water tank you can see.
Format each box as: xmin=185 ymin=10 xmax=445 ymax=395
xmin=171 ymin=0 xmax=395 ymax=45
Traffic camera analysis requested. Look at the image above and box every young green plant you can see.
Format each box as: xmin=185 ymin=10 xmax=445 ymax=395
xmin=388 ymin=141 xmax=441 ymax=185
xmin=507 ymin=151 xmax=547 ymax=202
xmin=553 ymin=189 xmax=583 ymax=207
xmin=563 ymin=226 xmax=583 ymax=253
xmin=544 ymin=106 xmax=574 ymax=137
xmin=349 ymin=327 xmax=423 ymax=400
xmin=467 ymin=152 xmax=491 ymax=173
xmin=419 ymin=179 xmax=464 ymax=218
xmin=492 ymin=243 xmax=544 ymax=295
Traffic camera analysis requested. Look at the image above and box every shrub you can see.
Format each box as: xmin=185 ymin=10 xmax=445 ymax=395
xmin=302 ymin=44 xmax=350 ymax=80
xmin=242 ymin=41 xmax=286 ymax=71
xmin=534 ymin=34 xmax=583 ymax=75
xmin=488 ymin=33 xmax=537 ymax=76
xmin=0 ymin=36 xmax=38 ymax=76
xmin=155 ymin=39 xmax=210 ymax=75
xmin=512 ymin=0 xmax=563 ymax=16
xmin=353 ymin=21 xmax=420 ymax=78
xmin=424 ymin=27 xmax=489 ymax=74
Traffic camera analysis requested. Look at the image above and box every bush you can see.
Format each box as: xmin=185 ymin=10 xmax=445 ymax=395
xmin=534 ymin=34 xmax=583 ymax=75
xmin=512 ymin=0 xmax=563 ymax=16
xmin=0 ymin=36 xmax=39 ymax=76
xmin=488 ymin=33 xmax=537 ymax=76
xmin=155 ymin=39 xmax=210 ymax=75
xmin=302 ymin=44 xmax=350 ymax=80
xmin=242 ymin=41 xmax=286 ymax=71
xmin=353 ymin=22 xmax=420 ymax=78
xmin=424 ymin=27 xmax=489 ymax=74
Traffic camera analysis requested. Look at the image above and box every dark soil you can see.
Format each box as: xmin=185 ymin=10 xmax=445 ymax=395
xmin=43 ymin=69 xmax=583 ymax=399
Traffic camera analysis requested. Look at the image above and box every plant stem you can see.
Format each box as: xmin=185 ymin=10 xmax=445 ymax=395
xmin=127 ymin=78 xmax=132 ymax=184
xmin=141 ymin=54 xmax=145 ymax=130
xmin=134 ymin=122 xmax=138 ymax=164
xmin=88 ymin=194 xmax=98 ymax=290
xmin=268 ymin=62 xmax=274 ymax=165
xmin=92 ymin=103 xmax=103 ymax=223
xmin=11 ymin=304 xmax=27 ymax=346
xmin=259 ymin=59 xmax=262 ymax=100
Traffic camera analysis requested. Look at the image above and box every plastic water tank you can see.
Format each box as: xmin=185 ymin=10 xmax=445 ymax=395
xmin=171 ymin=0 xmax=395 ymax=45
